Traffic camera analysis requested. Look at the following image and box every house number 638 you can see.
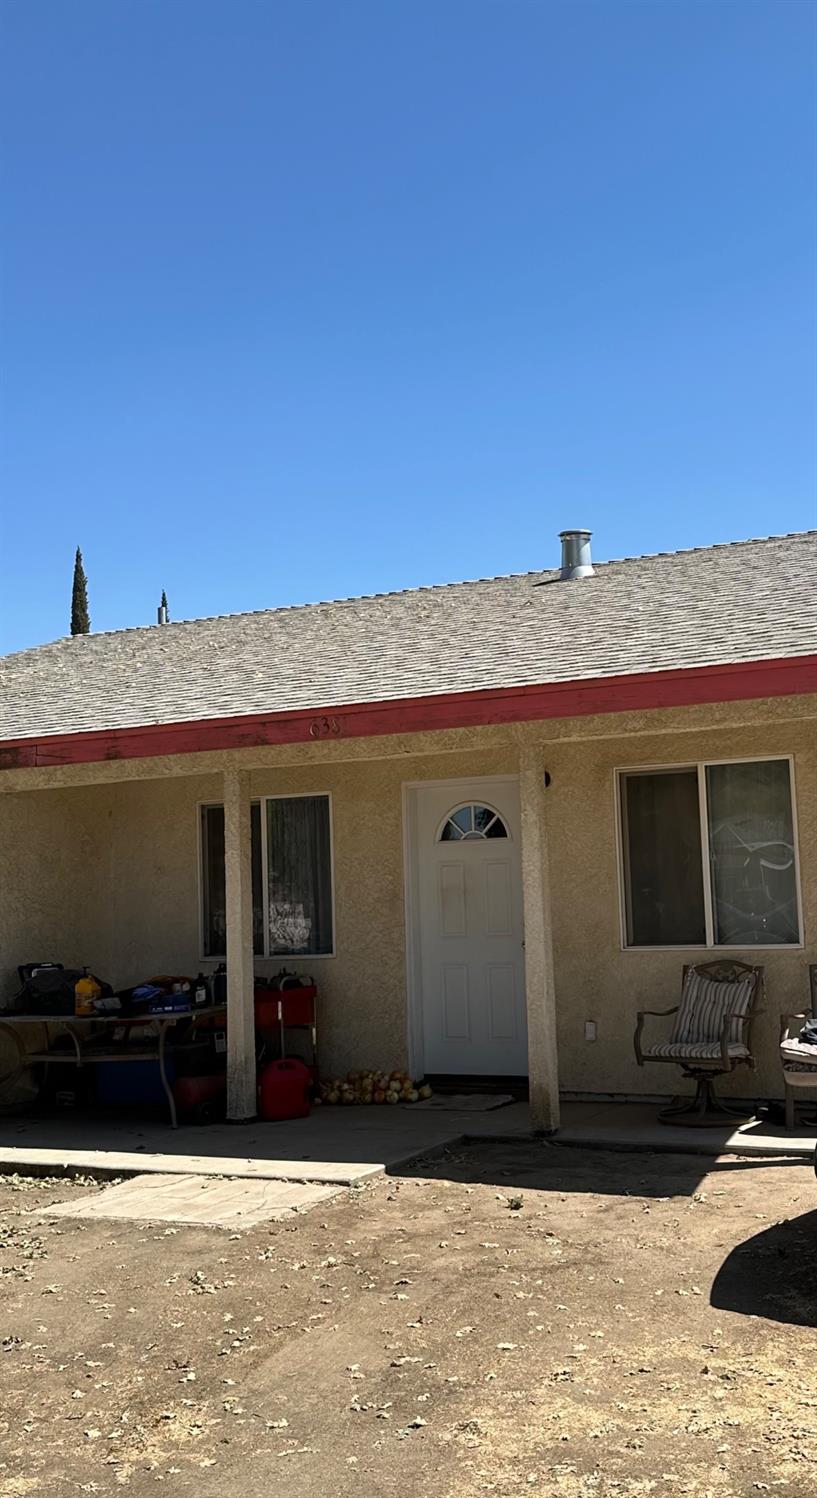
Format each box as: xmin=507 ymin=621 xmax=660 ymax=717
xmin=309 ymin=716 xmax=341 ymax=738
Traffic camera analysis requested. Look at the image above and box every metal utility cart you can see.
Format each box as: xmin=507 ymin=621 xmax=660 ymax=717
xmin=253 ymin=983 xmax=318 ymax=1082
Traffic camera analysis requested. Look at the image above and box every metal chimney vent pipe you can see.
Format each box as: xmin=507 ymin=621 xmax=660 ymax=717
xmin=559 ymin=529 xmax=594 ymax=580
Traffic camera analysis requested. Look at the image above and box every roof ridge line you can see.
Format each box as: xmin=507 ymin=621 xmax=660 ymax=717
xmin=1 ymin=528 xmax=814 ymax=657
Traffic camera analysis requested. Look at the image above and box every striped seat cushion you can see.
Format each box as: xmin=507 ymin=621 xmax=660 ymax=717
xmin=644 ymin=1040 xmax=750 ymax=1062
xmin=670 ymin=968 xmax=755 ymax=1048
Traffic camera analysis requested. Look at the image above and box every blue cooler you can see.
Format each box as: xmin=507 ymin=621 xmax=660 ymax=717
xmin=95 ymin=1054 xmax=177 ymax=1107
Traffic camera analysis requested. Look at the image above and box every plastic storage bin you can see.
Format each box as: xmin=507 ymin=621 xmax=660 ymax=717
xmin=254 ymin=985 xmax=316 ymax=1028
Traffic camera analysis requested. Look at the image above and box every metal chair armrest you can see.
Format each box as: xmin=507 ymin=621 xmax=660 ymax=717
xmin=634 ymin=1006 xmax=679 ymax=1066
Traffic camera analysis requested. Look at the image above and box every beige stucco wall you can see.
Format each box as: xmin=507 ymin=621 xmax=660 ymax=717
xmin=0 ymin=783 xmax=116 ymax=981
xmin=544 ymin=716 xmax=816 ymax=1100
xmin=1 ymin=693 xmax=814 ymax=1099
xmin=118 ymin=748 xmax=519 ymax=1076
xmin=1 ymin=747 xmax=517 ymax=1079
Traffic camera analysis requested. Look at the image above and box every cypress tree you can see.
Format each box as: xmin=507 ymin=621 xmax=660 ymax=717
xmin=160 ymin=589 xmax=169 ymax=621
xmin=70 ymin=547 xmax=90 ymax=635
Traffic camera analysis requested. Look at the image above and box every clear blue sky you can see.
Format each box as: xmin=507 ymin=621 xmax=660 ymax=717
xmin=1 ymin=0 xmax=815 ymax=654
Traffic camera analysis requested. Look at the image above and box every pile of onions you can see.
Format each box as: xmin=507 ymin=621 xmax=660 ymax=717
xmin=317 ymin=1070 xmax=433 ymax=1106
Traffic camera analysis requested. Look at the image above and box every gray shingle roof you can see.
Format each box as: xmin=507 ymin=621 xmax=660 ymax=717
xmin=1 ymin=531 xmax=815 ymax=742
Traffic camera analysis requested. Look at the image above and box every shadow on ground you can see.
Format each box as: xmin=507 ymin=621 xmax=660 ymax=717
xmin=398 ymin=1138 xmax=808 ymax=1198
xmin=711 ymin=1208 xmax=817 ymax=1326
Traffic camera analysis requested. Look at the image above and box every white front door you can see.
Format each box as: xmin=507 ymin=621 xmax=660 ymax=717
xmin=411 ymin=779 xmax=528 ymax=1076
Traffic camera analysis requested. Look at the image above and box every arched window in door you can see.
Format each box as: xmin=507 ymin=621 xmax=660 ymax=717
xmin=438 ymin=803 xmax=509 ymax=842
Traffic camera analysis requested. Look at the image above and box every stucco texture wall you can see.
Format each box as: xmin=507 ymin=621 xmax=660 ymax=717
xmin=0 ymin=783 xmax=117 ymax=1089
xmin=544 ymin=717 xmax=816 ymax=1099
xmin=0 ymin=784 xmax=116 ymax=988
xmin=0 ymin=697 xmax=814 ymax=1099
xmin=0 ymin=748 xmax=515 ymax=1082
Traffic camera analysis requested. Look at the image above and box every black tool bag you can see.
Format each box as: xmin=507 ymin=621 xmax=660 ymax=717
xmin=12 ymin=967 xmax=81 ymax=1015
xmin=11 ymin=966 xmax=112 ymax=1016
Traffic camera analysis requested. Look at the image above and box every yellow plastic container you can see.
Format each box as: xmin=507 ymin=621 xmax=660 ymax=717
xmin=75 ymin=968 xmax=101 ymax=1016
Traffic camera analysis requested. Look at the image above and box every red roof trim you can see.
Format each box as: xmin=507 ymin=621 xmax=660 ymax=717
xmin=1 ymin=654 xmax=815 ymax=771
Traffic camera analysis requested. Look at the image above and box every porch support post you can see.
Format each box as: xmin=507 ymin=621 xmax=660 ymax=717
xmin=223 ymin=766 xmax=256 ymax=1120
xmin=519 ymin=743 xmax=560 ymax=1133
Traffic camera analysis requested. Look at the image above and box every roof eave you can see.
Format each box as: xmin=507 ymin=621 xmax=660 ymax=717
xmin=1 ymin=654 xmax=815 ymax=772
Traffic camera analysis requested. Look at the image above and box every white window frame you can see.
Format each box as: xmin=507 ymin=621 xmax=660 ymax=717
xmin=197 ymin=792 xmax=336 ymax=961
xmin=614 ymin=754 xmax=804 ymax=952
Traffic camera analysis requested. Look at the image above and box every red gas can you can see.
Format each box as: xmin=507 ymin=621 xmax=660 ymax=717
xmin=258 ymin=1058 xmax=312 ymax=1122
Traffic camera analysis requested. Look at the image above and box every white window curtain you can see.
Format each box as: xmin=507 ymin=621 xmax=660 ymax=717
xmin=266 ymin=796 xmax=333 ymax=956
xmin=706 ymin=760 xmax=799 ymax=945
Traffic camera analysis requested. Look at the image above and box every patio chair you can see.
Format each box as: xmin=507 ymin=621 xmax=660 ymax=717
xmin=778 ymin=965 xmax=817 ymax=1131
xmin=633 ymin=960 xmax=764 ymax=1125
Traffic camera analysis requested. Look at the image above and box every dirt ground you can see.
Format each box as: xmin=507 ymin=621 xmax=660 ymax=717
xmin=1 ymin=1143 xmax=816 ymax=1498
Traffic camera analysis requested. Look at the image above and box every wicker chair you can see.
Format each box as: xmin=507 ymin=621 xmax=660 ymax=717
xmin=778 ymin=966 xmax=817 ymax=1131
xmin=634 ymin=960 xmax=765 ymax=1126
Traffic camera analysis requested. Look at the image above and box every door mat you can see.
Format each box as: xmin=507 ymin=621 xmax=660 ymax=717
xmin=413 ymin=1093 xmax=516 ymax=1112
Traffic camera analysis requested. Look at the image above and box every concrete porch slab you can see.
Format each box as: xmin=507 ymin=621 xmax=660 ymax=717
xmin=0 ymin=1141 xmax=387 ymax=1186
xmin=0 ymin=1099 xmax=813 ymax=1187
xmin=0 ymin=1106 xmax=503 ymax=1184
xmin=38 ymin=1172 xmax=340 ymax=1228
xmin=554 ymin=1101 xmax=817 ymax=1158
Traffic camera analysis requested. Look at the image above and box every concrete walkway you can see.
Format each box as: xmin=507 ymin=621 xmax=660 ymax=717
xmin=0 ymin=1099 xmax=813 ymax=1186
xmin=40 ymin=1172 xmax=340 ymax=1228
